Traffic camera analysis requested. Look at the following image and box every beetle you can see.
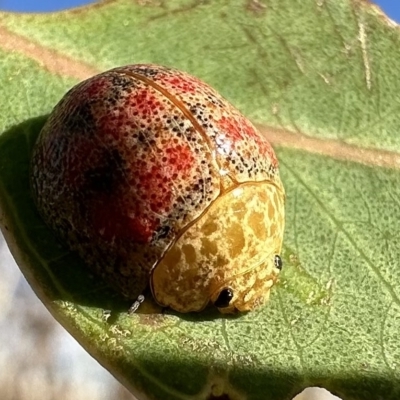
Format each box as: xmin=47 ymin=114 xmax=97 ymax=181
xmin=30 ymin=64 xmax=285 ymax=313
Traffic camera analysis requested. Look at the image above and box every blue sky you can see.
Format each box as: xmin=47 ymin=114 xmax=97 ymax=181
xmin=0 ymin=0 xmax=399 ymax=21
xmin=376 ymin=1 xmax=400 ymax=22
xmin=0 ymin=0 xmax=95 ymax=12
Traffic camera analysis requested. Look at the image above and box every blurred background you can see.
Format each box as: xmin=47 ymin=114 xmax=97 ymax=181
xmin=0 ymin=1 xmax=397 ymax=400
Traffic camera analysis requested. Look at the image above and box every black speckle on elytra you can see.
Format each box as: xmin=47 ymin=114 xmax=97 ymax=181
xmin=84 ymin=149 xmax=124 ymax=193
xmin=64 ymin=101 xmax=95 ymax=134
xmin=151 ymin=225 xmax=171 ymax=243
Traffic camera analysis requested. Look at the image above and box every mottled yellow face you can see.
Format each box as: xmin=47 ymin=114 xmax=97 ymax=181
xmin=151 ymin=179 xmax=285 ymax=313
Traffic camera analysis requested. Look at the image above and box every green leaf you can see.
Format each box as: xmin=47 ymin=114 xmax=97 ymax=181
xmin=1 ymin=1 xmax=400 ymax=399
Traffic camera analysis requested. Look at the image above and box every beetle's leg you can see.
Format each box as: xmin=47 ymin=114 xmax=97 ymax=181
xmin=128 ymin=294 xmax=145 ymax=314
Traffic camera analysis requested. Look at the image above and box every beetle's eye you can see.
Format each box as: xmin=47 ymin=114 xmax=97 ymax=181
xmin=274 ymin=255 xmax=283 ymax=270
xmin=214 ymin=288 xmax=234 ymax=308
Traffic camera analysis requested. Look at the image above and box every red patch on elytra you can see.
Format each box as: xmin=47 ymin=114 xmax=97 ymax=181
xmin=218 ymin=115 xmax=246 ymax=142
xmin=159 ymin=74 xmax=200 ymax=94
xmin=129 ymin=88 xmax=164 ymax=118
xmin=89 ymin=141 xmax=196 ymax=244
xmin=217 ymin=113 xmax=278 ymax=167
xmin=90 ymin=194 xmax=156 ymax=244
xmin=129 ymin=142 xmax=195 ymax=215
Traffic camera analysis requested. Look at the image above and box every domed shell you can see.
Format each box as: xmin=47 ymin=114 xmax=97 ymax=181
xmin=30 ymin=64 xmax=285 ymax=313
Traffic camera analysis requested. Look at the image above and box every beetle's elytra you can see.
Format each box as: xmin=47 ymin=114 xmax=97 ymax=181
xmin=30 ymin=64 xmax=285 ymax=313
